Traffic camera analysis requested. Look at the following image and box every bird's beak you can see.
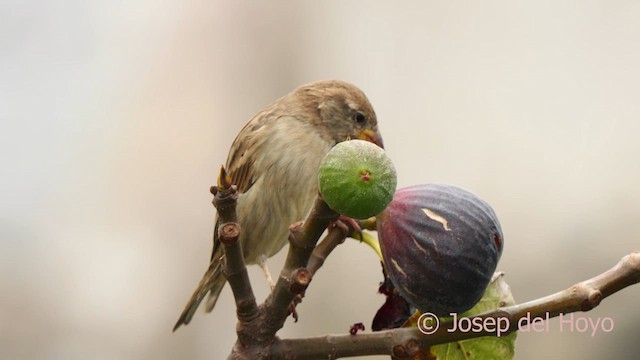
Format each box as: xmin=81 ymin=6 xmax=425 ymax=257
xmin=357 ymin=129 xmax=384 ymax=149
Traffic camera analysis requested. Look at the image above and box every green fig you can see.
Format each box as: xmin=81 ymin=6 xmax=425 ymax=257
xmin=318 ymin=140 xmax=397 ymax=219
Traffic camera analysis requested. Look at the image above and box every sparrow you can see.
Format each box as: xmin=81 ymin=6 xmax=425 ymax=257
xmin=173 ymin=80 xmax=383 ymax=331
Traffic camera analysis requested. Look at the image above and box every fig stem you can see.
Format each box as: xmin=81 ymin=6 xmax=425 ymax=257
xmin=352 ymin=230 xmax=383 ymax=261
xmin=357 ymin=217 xmax=377 ymax=231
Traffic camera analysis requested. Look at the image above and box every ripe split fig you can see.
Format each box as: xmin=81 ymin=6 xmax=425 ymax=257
xmin=377 ymin=184 xmax=503 ymax=316
xmin=318 ymin=139 xmax=397 ymax=219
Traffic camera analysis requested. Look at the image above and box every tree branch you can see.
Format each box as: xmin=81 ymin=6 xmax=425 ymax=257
xmin=211 ymin=169 xmax=260 ymax=323
xmin=270 ymin=251 xmax=640 ymax=359
xmin=307 ymin=220 xmax=350 ymax=275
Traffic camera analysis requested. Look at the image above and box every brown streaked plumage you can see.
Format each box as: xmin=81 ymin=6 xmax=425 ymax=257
xmin=173 ymin=80 xmax=383 ymax=331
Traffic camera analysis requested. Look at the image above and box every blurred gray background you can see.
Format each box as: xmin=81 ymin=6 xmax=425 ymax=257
xmin=2 ymin=1 xmax=639 ymax=359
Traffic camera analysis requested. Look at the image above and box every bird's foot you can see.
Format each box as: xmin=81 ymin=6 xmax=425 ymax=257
xmin=257 ymin=255 xmax=276 ymax=290
xmin=288 ymin=294 xmax=303 ymax=322
xmin=334 ymin=215 xmax=362 ymax=239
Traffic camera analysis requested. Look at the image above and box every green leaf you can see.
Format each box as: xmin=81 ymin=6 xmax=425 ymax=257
xmin=430 ymin=272 xmax=517 ymax=360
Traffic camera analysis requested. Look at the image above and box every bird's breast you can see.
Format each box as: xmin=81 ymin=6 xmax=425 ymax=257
xmin=235 ymin=118 xmax=333 ymax=262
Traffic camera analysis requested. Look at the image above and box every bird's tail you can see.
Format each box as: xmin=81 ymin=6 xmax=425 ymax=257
xmin=173 ymin=262 xmax=226 ymax=331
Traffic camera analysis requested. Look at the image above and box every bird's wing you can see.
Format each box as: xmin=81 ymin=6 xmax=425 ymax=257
xmin=228 ymin=154 xmax=256 ymax=193
xmin=224 ymin=110 xmax=278 ymax=194
xmin=208 ymin=115 xmax=270 ymax=259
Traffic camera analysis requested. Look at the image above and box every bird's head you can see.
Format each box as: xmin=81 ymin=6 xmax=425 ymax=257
xmin=296 ymin=80 xmax=384 ymax=149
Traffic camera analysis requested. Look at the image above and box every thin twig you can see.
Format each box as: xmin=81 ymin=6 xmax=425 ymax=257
xmin=307 ymin=220 xmax=350 ymax=275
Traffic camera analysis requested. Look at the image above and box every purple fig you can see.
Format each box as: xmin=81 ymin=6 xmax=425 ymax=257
xmin=377 ymin=184 xmax=503 ymax=316
xmin=371 ymin=264 xmax=415 ymax=331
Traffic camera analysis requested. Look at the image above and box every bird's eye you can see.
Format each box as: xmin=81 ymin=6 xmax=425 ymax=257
xmin=354 ymin=111 xmax=366 ymax=124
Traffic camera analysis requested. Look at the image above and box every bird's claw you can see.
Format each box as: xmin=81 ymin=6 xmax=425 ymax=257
xmin=288 ymin=295 xmax=303 ymax=322
xmin=335 ymin=215 xmax=362 ymax=239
